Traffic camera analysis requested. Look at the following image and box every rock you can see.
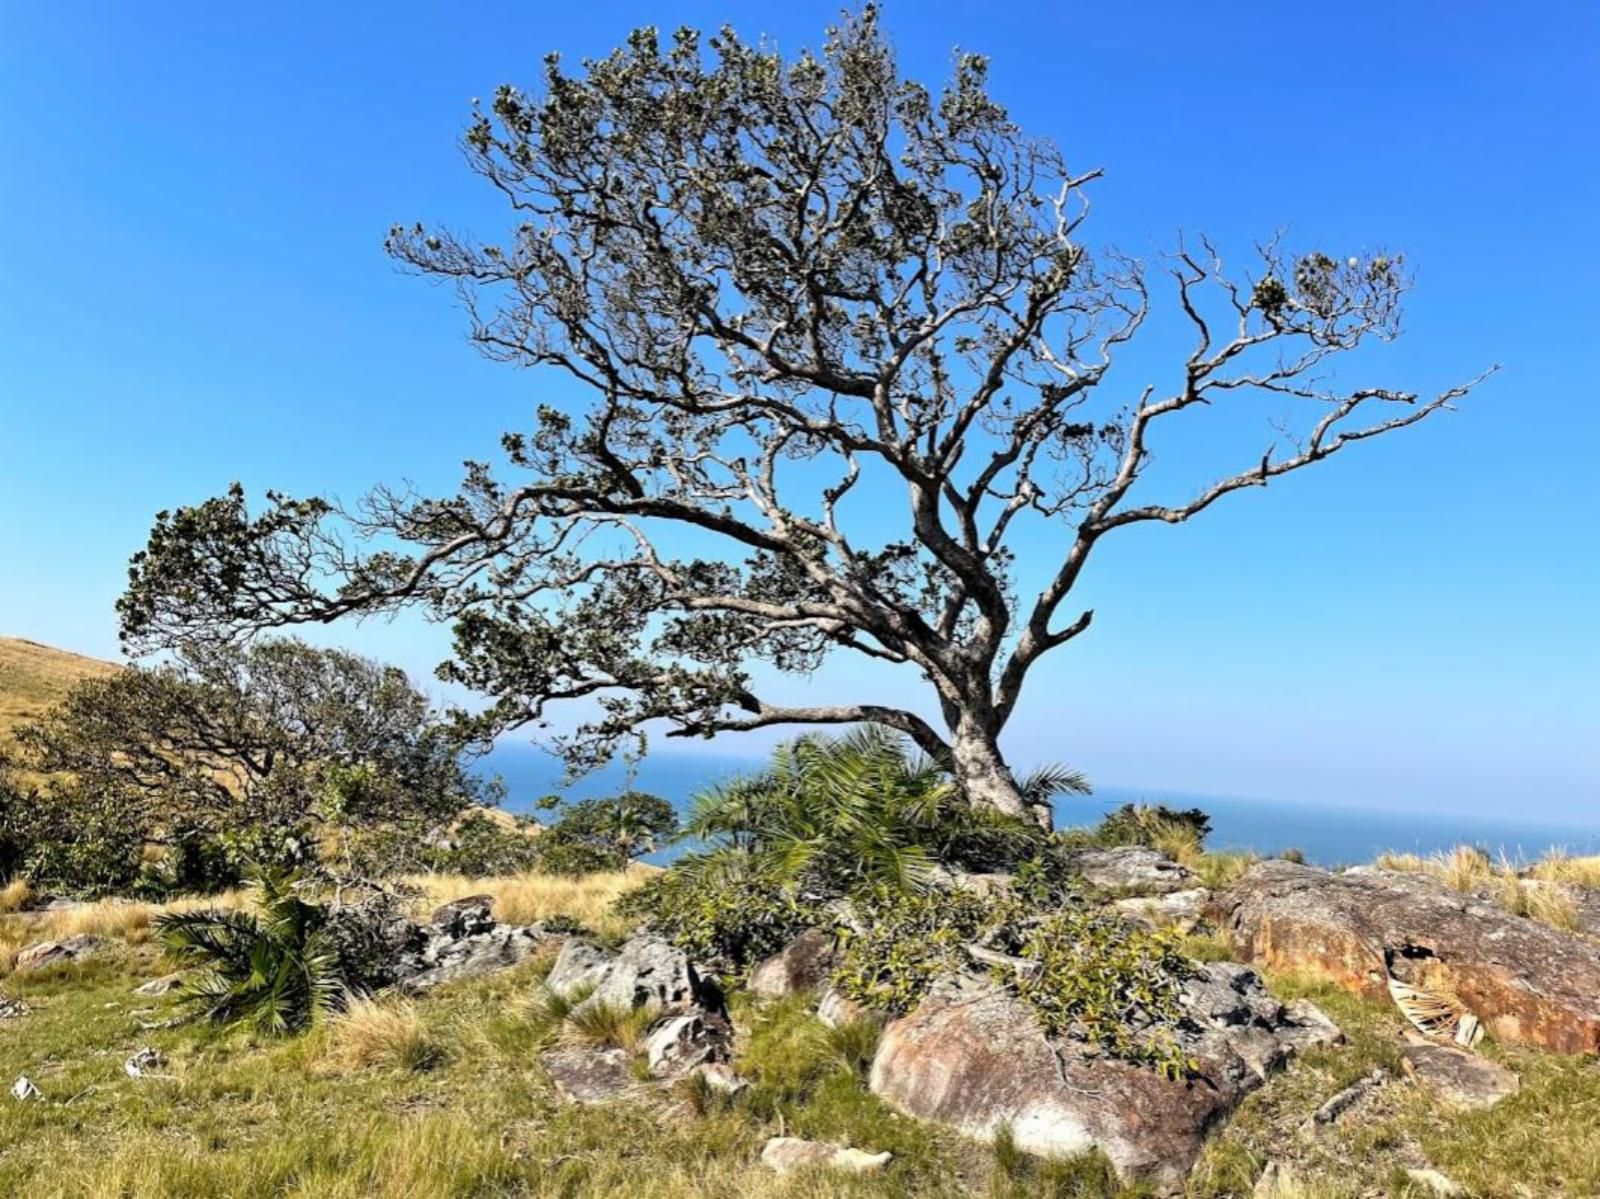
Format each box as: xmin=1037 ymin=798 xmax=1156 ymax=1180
xmin=0 ymin=998 xmax=29 ymax=1020
xmin=870 ymin=969 xmax=1319 ymax=1189
xmin=427 ymin=894 xmax=497 ymax=939
xmin=1113 ymin=888 xmax=1211 ymax=932
xmin=1211 ymin=860 xmax=1600 ymax=1054
xmin=691 ymin=1061 xmax=749 ymax=1095
xmin=642 ymin=1011 xmax=731 ymax=1078
xmin=397 ymin=925 xmax=549 ymax=994
xmin=10 ymin=1075 xmax=40 ymax=1101
xmin=1302 ymin=1068 xmax=1389 ymax=1130
xmin=1061 ymin=847 xmax=1195 ymax=895
xmin=571 ymin=935 xmax=706 ymax=1017
xmin=759 ymin=1136 xmax=892 ymax=1175
xmin=123 ymin=1047 xmax=164 ymax=1079
xmin=541 ymin=1045 xmax=639 ymax=1104
xmin=133 ymin=974 xmax=184 ymax=997
xmin=748 ymin=928 xmax=835 ymax=999
xmin=545 ymin=940 xmax=616 ymax=1000
xmin=1400 ymin=1039 xmax=1520 ymax=1110
xmin=1405 ymin=1167 xmax=1465 ymax=1196
xmin=817 ymin=986 xmax=869 ymax=1029
xmin=15 ymin=934 xmax=101 ymax=971
xmin=1180 ymin=962 xmax=1343 ymax=1080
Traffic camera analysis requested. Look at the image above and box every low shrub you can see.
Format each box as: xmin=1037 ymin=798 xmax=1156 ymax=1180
xmin=1092 ymin=803 xmax=1212 ymax=858
xmin=614 ymin=851 xmax=814 ymax=978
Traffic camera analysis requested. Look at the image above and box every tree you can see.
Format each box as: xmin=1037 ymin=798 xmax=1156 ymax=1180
xmin=116 ymin=9 xmax=1491 ymax=824
xmin=3 ymin=638 xmax=489 ymax=889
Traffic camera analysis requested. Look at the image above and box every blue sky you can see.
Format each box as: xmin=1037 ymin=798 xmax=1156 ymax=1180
xmin=2 ymin=2 xmax=1596 ymax=824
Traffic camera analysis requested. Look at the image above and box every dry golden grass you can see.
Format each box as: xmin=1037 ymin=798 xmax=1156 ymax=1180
xmin=0 ymin=878 xmax=32 ymax=914
xmin=321 ymin=997 xmax=442 ymax=1072
xmin=1527 ymin=851 xmax=1600 ymax=889
xmin=0 ymin=636 xmax=119 ymax=739
xmin=406 ymin=865 xmax=655 ymax=937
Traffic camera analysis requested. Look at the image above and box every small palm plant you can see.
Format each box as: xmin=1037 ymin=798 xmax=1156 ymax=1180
xmin=155 ymin=866 xmax=343 ymax=1035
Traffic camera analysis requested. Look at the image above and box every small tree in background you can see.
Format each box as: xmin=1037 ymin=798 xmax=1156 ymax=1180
xmin=116 ymin=8 xmax=1491 ymax=825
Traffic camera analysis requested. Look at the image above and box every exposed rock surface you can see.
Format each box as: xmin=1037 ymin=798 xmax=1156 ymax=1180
xmin=0 ymin=998 xmax=29 ymax=1020
xmin=1400 ymin=1039 xmax=1520 ymax=1110
xmin=566 ymin=935 xmax=709 ymax=1017
xmin=397 ymin=924 xmax=549 ymax=994
xmin=869 ymin=963 xmax=1338 ymax=1190
xmin=1113 ymin=888 xmax=1211 ymax=932
xmin=545 ymin=940 xmax=616 ymax=1000
xmin=16 ymin=934 xmax=101 ymax=971
xmin=817 ymin=986 xmax=869 ymax=1029
xmin=1062 ymin=847 xmax=1195 ymax=895
xmin=541 ymin=1046 xmax=639 ymax=1104
xmin=748 ymin=928 xmax=835 ymax=999
xmin=759 ymin=1136 xmax=892 ymax=1175
xmin=642 ymin=1010 xmax=732 ymax=1077
xmin=427 ymin=895 xmax=498 ymax=939
xmin=1211 ymin=860 xmax=1600 ymax=1054
xmin=133 ymin=974 xmax=184 ymax=997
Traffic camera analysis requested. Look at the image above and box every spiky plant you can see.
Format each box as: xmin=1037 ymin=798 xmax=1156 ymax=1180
xmin=155 ymin=866 xmax=343 ymax=1035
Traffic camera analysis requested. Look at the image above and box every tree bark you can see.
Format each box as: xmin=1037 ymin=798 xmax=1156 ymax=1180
xmin=949 ymin=720 xmax=1051 ymax=831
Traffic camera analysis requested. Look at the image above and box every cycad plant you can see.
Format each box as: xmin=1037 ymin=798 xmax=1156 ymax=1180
xmin=681 ymin=726 xmax=1089 ymax=895
xmin=155 ymin=866 xmax=343 ymax=1035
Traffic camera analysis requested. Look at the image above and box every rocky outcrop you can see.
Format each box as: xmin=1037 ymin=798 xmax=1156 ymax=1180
xmin=1062 ymin=847 xmax=1195 ymax=895
xmin=15 ymin=934 xmax=101 ymax=971
xmin=1400 ymin=1038 xmax=1520 ymax=1110
xmin=396 ymin=924 xmax=549 ymax=993
xmin=868 ymin=964 xmax=1341 ymax=1190
xmin=642 ymin=1010 xmax=732 ymax=1077
xmin=748 ymin=928 xmax=835 ymax=999
xmin=380 ymin=893 xmax=555 ymax=994
xmin=568 ymin=935 xmax=709 ymax=1017
xmin=1211 ymin=860 xmax=1600 ymax=1054
xmin=817 ymin=986 xmax=869 ymax=1029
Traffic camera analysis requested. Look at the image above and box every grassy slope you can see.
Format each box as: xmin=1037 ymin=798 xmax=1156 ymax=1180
xmin=0 ymin=636 xmax=119 ymax=739
xmin=0 ymin=873 xmax=1596 ymax=1198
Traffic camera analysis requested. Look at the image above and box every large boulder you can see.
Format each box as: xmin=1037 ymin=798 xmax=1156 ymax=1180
xmin=748 ymin=928 xmax=835 ymax=999
xmin=1400 ymin=1038 xmax=1520 ymax=1110
xmin=1062 ymin=847 xmax=1195 ymax=896
xmin=869 ymin=965 xmax=1338 ymax=1190
xmin=399 ymin=924 xmax=549 ymax=993
xmin=1211 ymin=860 xmax=1600 ymax=1054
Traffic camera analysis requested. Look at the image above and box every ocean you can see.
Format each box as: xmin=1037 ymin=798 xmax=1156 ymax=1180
xmin=483 ymin=743 xmax=1600 ymax=868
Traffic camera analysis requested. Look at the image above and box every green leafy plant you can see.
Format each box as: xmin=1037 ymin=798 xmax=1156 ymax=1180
xmin=831 ymin=884 xmax=998 ymax=1015
xmin=534 ymin=790 xmax=677 ymax=875
xmin=615 ymin=849 xmax=815 ymax=978
xmin=683 ymin=727 xmax=1076 ymax=897
xmin=156 ymin=867 xmax=344 ymax=1034
xmin=1092 ymin=803 xmax=1212 ymax=859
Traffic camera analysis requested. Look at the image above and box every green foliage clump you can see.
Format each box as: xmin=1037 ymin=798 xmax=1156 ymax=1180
xmin=156 ymin=867 xmax=343 ymax=1035
xmin=831 ymin=885 xmax=997 ymax=1015
xmin=532 ymin=790 xmax=677 ymax=875
xmin=833 ymin=871 xmax=1194 ymax=1075
xmin=1012 ymin=909 xmax=1194 ymax=1077
xmin=1092 ymin=803 xmax=1212 ymax=855
xmin=616 ymin=851 xmax=815 ymax=978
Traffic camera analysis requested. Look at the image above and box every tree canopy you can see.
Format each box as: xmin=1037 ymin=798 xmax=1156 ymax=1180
xmin=116 ymin=8 xmax=1490 ymax=821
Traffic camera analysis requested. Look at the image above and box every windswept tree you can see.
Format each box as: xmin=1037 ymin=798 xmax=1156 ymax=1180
xmin=118 ymin=10 xmax=1490 ymax=824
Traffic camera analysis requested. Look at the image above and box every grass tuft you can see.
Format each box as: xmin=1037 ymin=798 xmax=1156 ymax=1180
xmin=322 ymin=997 xmax=443 ymax=1072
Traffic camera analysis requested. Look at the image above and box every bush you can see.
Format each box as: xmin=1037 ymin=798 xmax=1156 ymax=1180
xmin=1092 ymin=803 xmax=1211 ymax=857
xmin=615 ymin=851 xmax=815 ymax=978
xmin=832 ymin=871 xmax=1195 ymax=1074
xmin=437 ymin=811 xmax=546 ymax=876
xmin=533 ymin=791 xmax=677 ymax=874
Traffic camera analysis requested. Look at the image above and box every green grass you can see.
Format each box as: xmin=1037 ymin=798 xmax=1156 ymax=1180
xmin=0 ymin=882 xmax=1595 ymax=1197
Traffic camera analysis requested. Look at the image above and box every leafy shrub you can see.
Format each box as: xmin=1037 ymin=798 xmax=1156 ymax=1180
xmin=1093 ymin=803 xmax=1212 ymax=857
xmin=615 ymin=851 xmax=814 ymax=977
xmin=833 ymin=872 xmax=1195 ymax=1074
xmin=1012 ymin=909 xmax=1194 ymax=1076
xmin=438 ymin=811 xmax=546 ymax=876
xmin=831 ymin=885 xmax=997 ymax=1014
xmin=156 ymin=867 xmax=343 ymax=1034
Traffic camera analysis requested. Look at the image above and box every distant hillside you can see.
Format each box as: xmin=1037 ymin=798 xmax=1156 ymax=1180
xmin=0 ymin=637 xmax=120 ymax=739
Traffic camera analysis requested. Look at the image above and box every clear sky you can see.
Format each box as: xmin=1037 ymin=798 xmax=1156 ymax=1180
xmin=2 ymin=2 xmax=1596 ymax=825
